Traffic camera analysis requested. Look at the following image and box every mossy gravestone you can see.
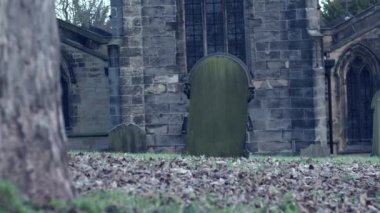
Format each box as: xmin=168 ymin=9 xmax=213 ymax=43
xmin=108 ymin=124 xmax=147 ymax=153
xmin=187 ymin=55 xmax=249 ymax=157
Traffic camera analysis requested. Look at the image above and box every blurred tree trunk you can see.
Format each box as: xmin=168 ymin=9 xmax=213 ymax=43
xmin=0 ymin=0 xmax=74 ymax=205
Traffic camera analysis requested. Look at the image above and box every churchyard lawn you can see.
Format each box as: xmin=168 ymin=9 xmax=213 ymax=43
xmin=1 ymin=153 xmax=379 ymax=212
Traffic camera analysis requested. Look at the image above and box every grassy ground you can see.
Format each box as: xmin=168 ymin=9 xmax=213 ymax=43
xmin=0 ymin=180 xmax=299 ymax=213
xmin=1 ymin=154 xmax=379 ymax=213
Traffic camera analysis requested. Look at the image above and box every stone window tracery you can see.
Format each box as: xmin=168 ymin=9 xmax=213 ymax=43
xmin=346 ymin=57 xmax=375 ymax=147
xmin=61 ymin=74 xmax=70 ymax=129
xmin=185 ymin=0 xmax=246 ymax=70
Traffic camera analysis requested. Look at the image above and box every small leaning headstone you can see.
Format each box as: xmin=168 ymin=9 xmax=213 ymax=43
xmin=108 ymin=124 xmax=147 ymax=153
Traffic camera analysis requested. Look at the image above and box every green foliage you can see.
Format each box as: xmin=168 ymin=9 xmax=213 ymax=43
xmin=321 ymin=0 xmax=380 ymax=24
xmin=109 ymin=124 xmax=147 ymax=153
xmin=187 ymin=55 xmax=248 ymax=157
xmin=0 ymin=181 xmax=34 ymax=213
xmin=278 ymin=193 xmax=299 ymax=213
xmin=376 ymin=191 xmax=380 ymax=201
xmin=47 ymin=190 xmax=275 ymax=213
xmin=55 ymin=0 xmax=111 ymax=30
xmin=321 ymin=0 xmax=346 ymax=24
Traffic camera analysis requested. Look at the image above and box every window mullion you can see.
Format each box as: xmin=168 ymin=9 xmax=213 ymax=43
xmin=223 ymin=0 xmax=228 ymax=53
xmin=202 ymin=0 xmax=207 ymax=56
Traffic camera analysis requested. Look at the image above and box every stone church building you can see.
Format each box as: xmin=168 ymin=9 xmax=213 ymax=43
xmin=59 ymin=0 xmax=380 ymax=154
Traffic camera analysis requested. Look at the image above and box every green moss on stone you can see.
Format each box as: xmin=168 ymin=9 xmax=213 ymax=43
xmin=187 ymin=55 xmax=248 ymax=157
xmin=109 ymin=124 xmax=147 ymax=153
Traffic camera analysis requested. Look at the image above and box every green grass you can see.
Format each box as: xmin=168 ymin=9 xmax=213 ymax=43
xmin=3 ymin=154 xmax=377 ymax=213
xmin=0 ymin=181 xmax=37 ymax=213
xmin=63 ymin=190 xmax=298 ymax=213
xmin=0 ymin=183 xmax=297 ymax=213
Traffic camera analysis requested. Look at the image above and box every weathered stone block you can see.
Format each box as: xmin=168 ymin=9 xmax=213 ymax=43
xmin=291 ymin=98 xmax=314 ymax=108
xmin=300 ymin=144 xmax=330 ymax=157
xmin=289 ymin=79 xmax=313 ymax=88
xmin=253 ymin=80 xmax=271 ymax=89
xmin=145 ymin=113 xmax=182 ymax=125
xmin=121 ymin=105 xmax=144 ymax=115
xmin=251 ymin=120 xmax=267 ymax=130
xmin=288 ymin=19 xmax=308 ymax=29
xmin=258 ymin=141 xmax=292 ymax=153
xmin=169 ymin=103 xmax=187 ymax=113
xmin=132 ymin=76 xmax=143 ymax=84
xmin=267 ymin=119 xmax=291 ymax=130
xmin=146 ymin=124 xmax=168 ymax=134
xmin=145 ymin=84 xmax=166 ymax=94
xmin=265 ymin=21 xmax=287 ymax=31
xmin=267 ymin=61 xmax=286 ymax=69
xmin=154 ymin=93 xmax=182 ymax=104
xmin=269 ymin=79 xmax=288 ymax=87
xmin=249 ymin=108 xmax=269 ymax=120
xmin=255 ymin=31 xmax=280 ymax=42
xmin=132 ymin=95 xmax=143 ymax=104
xmin=142 ymin=6 xmax=165 ymax=16
xmin=263 ymin=99 xmax=290 ymax=109
xmin=282 ymin=10 xmax=296 ymax=20
xmin=252 ymin=130 xmax=283 ymax=142
xmin=246 ymin=142 xmax=258 ymax=153
xmin=168 ymin=124 xmax=182 ymax=135
xmin=255 ymin=42 xmax=269 ymax=51
xmin=145 ymin=103 xmax=170 ymax=113
xmin=289 ymin=40 xmax=312 ymax=50
xmin=265 ymin=1 xmax=285 ymax=11
xmin=167 ymin=83 xmax=179 ymax=93
xmin=146 ymin=134 xmax=155 ymax=146
xmin=155 ymin=135 xmax=183 ymax=146
xmin=256 ymin=51 xmax=281 ymax=60
xmin=153 ymin=74 xmax=179 ymax=83
xmin=291 ymin=119 xmax=315 ymax=129
xmin=133 ymin=114 xmax=145 ymax=125
xmin=269 ymin=41 xmax=288 ymax=50
xmin=288 ymin=0 xmax=306 ymax=9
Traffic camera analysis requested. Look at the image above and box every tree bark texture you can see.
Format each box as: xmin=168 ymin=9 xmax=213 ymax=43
xmin=0 ymin=0 xmax=74 ymax=205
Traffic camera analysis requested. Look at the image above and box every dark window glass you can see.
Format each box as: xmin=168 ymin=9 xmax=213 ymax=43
xmin=359 ymin=68 xmax=372 ymax=140
xmin=61 ymin=75 xmax=70 ymax=129
xmin=347 ymin=68 xmax=359 ymax=142
xmin=206 ymin=0 xmax=224 ymax=53
xmin=346 ymin=58 xmax=376 ymax=146
xmin=185 ymin=0 xmax=204 ymax=70
xmin=226 ymin=0 xmax=245 ymax=61
xmin=185 ymin=0 xmax=246 ymax=70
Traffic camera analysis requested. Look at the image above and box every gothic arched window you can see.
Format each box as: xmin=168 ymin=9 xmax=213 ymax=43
xmin=61 ymin=71 xmax=70 ymax=129
xmin=346 ymin=57 xmax=375 ymax=147
xmin=185 ymin=0 xmax=246 ymax=70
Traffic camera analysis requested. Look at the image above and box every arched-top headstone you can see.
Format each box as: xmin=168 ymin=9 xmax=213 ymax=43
xmin=186 ymin=54 xmax=250 ymax=157
xmin=108 ymin=124 xmax=147 ymax=153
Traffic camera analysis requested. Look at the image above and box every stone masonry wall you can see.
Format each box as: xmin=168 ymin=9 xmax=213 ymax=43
xmin=119 ymin=0 xmax=187 ymax=152
xmin=117 ymin=0 xmax=323 ymax=153
xmin=247 ymin=0 xmax=320 ymax=153
xmin=61 ymin=44 xmax=111 ymax=135
xmin=323 ymin=13 xmax=380 ymax=153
